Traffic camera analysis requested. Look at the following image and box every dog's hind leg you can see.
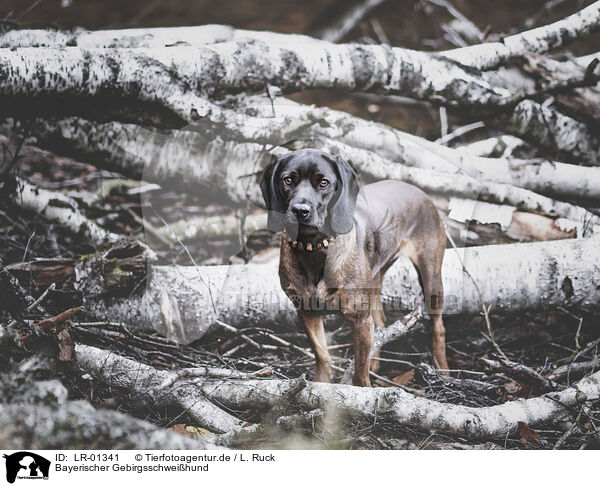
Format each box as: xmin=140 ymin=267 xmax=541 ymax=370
xmin=351 ymin=313 xmax=374 ymax=387
xmin=369 ymin=289 xmax=386 ymax=373
xmin=401 ymin=234 xmax=449 ymax=374
xmin=414 ymin=251 xmax=448 ymax=373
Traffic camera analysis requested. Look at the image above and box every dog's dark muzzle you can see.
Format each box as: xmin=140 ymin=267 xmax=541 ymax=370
xmin=291 ymin=203 xmax=312 ymax=222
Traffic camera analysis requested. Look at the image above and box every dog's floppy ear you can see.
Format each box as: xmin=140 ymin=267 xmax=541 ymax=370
xmin=260 ymin=154 xmax=287 ymax=232
xmin=327 ymin=155 xmax=359 ymax=234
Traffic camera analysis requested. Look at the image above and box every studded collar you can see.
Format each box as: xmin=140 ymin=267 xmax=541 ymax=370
xmin=282 ymin=228 xmax=336 ymax=252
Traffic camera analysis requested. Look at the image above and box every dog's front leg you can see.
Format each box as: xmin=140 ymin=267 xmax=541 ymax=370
xmin=298 ymin=310 xmax=333 ymax=382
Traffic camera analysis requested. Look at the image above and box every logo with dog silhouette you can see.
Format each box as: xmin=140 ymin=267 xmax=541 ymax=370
xmin=3 ymin=452 xmax=51 ymax=483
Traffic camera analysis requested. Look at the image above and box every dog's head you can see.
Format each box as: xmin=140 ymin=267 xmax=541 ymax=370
xmin=260 ymin=148 xmax=359 ymax=237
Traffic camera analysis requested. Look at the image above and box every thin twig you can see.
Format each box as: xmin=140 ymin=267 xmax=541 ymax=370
xmin=553 ymin=409 xmax=584 ymax=449
xmin=7 ymin=283 xmax=55 ymax=329
xmin=213 ymin=319 xmax=263 ymax=352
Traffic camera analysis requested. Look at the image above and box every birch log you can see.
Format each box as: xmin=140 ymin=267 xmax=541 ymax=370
xmin=0 ymin=24 xmax=324 ymax=49
xmin=0 ymin=3 xmax=597 ymax=126
xmin=76 ymin=343 xmax=600 ymax=440
xmin=14 ymin=177 xmax=121 ymax=245
xmin=256 ymin=97 xmax=600 ymax=192
xmin=154 ymin=205 xmax=577 ymax=245
xmin=9 ymin=114 xmax=599 ymax=226
xmin=155 ymin=212 xmax=268 ymax=242
xmin=198 ymin=371 xmax=600 ymax=439
xmin=441 ymin=0 xmax=600 ymax=69
xmin=2 ymin=1 xmax=598 ymax=67
xmin=0 ymin=41 xmax=513 ymax=116
xmin=73 ymin=345 xmax=242 ymax=433
xmin=73 ymin=236 xmax=600 ymax=343
xmin=498 ymin=99 xmax=600 ymax=165
xmin=10 ymin=25 xmax=594 ymax=124
xmin=0 ymin=400 xmax=217 ymax=449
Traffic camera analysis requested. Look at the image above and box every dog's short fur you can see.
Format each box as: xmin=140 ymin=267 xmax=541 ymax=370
xmin=261 ymin=148 xmax=448 ymax=386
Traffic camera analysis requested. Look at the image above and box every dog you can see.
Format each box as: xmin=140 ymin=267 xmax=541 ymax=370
xmin=260 ymin=148 xmax=447 ymax=387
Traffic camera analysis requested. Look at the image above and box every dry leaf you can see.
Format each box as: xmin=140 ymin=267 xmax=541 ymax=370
xmin=517 ymin=384 xmax=533 ymax=398
xmin=254 ymin=367 xmax=274 ymax=377
xmin=392 ymin=370 xmax=415 ymax=385
xmin=185 ymin=425 xmax=211 ymax=435
xmin=502 ymin=381 xmax=520 ymax=393
xmin=518 ymin=421 xmax=540 ymax=448
xmin=170 ymin=424 xmax=194 ymax=437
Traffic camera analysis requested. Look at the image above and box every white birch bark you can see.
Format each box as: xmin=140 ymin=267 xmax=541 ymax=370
xmin=155 ymin=212 xmax=268 ymax=242
xmin=73 ymin=342 xmax=241 ymax=433
xmin=11 ymin=114 xmax=598 ymax=226
xmin=501 ymin=99 xmax=600 ymax=165
xmin=73 ymin=236 xmax=600 ymax=343
xmin=2 ymin=1 xmax=598 ymax=68
xmin=233 ymin=96 xmax=600 ymax=201
xmin=441 ymin=1 xmax=600 ymax=69
xmin=397 ymin=130 xmax=600 ymax=201
xmin=14 ymin=177 xmax=121 ymax=245
xmin=76 ymin=343 xmax=600 ymax=440
xmin=0 ymin=47 xmax=215 ymax=124
xmin=0 ymin=24 xmax=597 ymax=160
xmin=198 ymin=371 xmax=600 ymax=439
xmin=0 ymin=40 xmax=514 ymax=115
xmin=0 ymin=400 xmax=218 ymax=449
xmin=0 ymin=24 xmax=326 ymax=49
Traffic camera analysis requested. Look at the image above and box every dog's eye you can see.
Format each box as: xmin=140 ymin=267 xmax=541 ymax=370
xmin=319 ymin=178 xmax=330 ymax=187
xmin=282 ymin=176 xmax=293 ymax=186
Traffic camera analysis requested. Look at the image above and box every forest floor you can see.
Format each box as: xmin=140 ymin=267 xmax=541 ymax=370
xmin=1 ymin=139 xmax=599 ymax=449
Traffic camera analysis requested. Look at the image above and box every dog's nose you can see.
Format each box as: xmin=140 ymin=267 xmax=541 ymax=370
xmin=291 ymin=203 xmax=311 ymax=221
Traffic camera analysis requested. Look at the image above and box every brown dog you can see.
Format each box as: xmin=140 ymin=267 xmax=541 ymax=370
xmin=260 ymin=148 xmax=447 ymax=387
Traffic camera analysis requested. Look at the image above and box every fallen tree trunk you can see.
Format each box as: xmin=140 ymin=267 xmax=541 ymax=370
xmin=0 ymin=42 xmax=512 ymax=124
xmin=0 ymin=24 xmax=321 ymax=49
xmin=199 ymin=371 xmax=600 ymax=440
xmin=76 ymin=343 xmax=600 ymax=440
xmin=258 ymin=95 xmax=600 ymax=190
xmin=68 ymin=237 xmax=600 ymax=343
xmin=4 ymin=125 xmax=588 ymax=246
xmin=2 ymin=18 xmax=597 ymax=127
xmin=397 ymin=131 xmax=600 ymax=201
xmin=13 ymin=176 xmax=121 ymax=246
xmin=9 ymin=115 xmax=598 ymax=227
xmin=154 ymin=202 xmax=578 ymax=246
xmin=3 ymin=2 xmax=598 ymax=68
xmin=154 ymin=212 xmax=268 ymax=243
xmin=496 ymin=99 xmax=600 ymax=166
xmin=0 ymin=400 xmax=216 ymax=449
xmin=441 ymin=1 xmax=600 ymax=69
xmin=1 ymin=6 xmax=598 ymax=164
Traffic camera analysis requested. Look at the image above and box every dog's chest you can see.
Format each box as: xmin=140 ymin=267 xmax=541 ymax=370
xmin=279 ymin=242 xmax=363 ymax=312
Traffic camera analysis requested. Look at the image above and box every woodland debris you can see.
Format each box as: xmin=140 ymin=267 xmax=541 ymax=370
xmin=73 ymin=344 xmax=600 ymax=440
